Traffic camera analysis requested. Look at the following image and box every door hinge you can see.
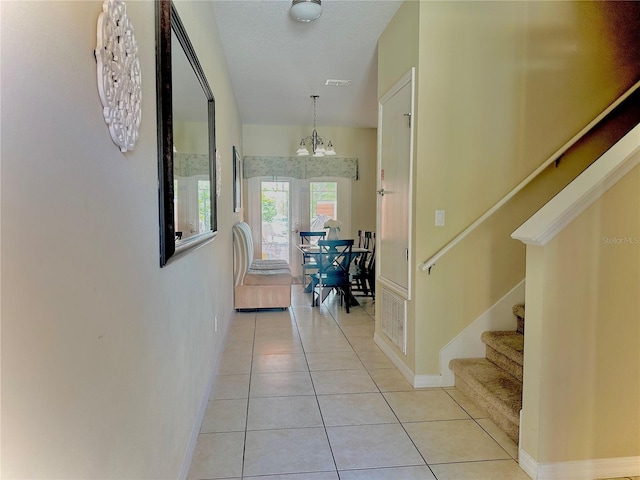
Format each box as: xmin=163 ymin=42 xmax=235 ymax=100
xmin=403 ymin=113 xmax=411 ymax=128
xmin=405 ymin=248 xmax=409 ymax=261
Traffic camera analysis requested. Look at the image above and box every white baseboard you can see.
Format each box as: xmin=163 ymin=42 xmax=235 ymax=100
xmin=374 ymin=332 xmax=415 ymax=384
xmin=518 ymin=449 xmax=538 ymax=479
xmin=178 ymin=318 xmax=230 ymax=480
xmin=374 ymin=332 xmax=442 ymax=387
xmin=519 ymin=448 xmax=640 ymax=480
xmin=439 ymin=280 xmax=525 ymax=386
xmin=413 ymin=374 xmax=444 ymax=388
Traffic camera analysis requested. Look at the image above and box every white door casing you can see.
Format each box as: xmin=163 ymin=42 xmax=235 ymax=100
xmin=377 ymin=68 xmax=415 ymax=300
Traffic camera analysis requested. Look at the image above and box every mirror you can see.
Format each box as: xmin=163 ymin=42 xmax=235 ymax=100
xmin=156 ymin=0 xmax=217 ymax=267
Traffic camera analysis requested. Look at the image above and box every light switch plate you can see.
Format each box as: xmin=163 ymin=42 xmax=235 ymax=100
xmin=435 ymin=210 xmax=445 ymax=227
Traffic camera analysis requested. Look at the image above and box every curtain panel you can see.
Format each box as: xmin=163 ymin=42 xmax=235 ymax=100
xmin=243 ymin=156 xmax=359 ymax=180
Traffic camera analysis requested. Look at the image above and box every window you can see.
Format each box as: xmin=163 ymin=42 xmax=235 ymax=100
xmin=198 ymin=179 xmax=211 ymax=232
xmin=310 ymin=181 xmax=337 ymax=229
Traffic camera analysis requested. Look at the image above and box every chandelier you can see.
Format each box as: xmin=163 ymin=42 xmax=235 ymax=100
xmin=296 ymin=95 xmax=336 ymax=157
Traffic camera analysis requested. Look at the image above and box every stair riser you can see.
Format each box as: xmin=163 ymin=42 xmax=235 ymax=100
xmin=455 ymin=375 xmax=519 ymax=444
xmin=480 ymin=332 xmax=524 ymax=365
xmin=486 ymin=347 xmax=523 ymax=382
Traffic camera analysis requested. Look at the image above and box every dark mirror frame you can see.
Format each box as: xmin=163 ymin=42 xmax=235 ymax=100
xmin=156 ymin=0 xmax=217 ymax=267
xmin=233 ymin=146 xmax=242 ymax=212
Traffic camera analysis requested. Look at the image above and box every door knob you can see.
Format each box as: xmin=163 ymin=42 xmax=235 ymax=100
xmin=377 ymin=189 xmax=386 ymax=196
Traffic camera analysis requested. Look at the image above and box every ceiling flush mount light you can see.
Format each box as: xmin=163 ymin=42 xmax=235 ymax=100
xmin=291 ymin=0 xmax=322 ymax=22
xmin=297 ymin=95 xmax=335 ymax=157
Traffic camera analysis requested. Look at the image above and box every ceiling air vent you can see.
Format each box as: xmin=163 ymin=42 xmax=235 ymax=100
xmin=325 ymin=79 xmax=351 ymax=87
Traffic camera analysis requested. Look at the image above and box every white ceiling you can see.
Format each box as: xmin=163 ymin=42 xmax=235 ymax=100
xmin=210 ymin=0 xmax=403 ymax=128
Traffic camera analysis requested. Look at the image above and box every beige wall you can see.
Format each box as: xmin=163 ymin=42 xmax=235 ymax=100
xmin=1 ymin=1 xmax=241 ymax=477
xmin=521 ymin=164 xmax=640 ymax=463
xmin=378 ymin=0 xmax=640 ymax=375
xmin=377 ymin=0 xmax=420 ymax=101
xmin=242 ymin=124 xmax=378 ymax=238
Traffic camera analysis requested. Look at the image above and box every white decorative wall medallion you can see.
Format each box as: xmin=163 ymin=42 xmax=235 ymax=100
xmin=95 ymin=0 xmax=141 ymax=152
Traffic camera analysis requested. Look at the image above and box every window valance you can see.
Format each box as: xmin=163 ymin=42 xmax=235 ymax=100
xmin=174 ymin=153 xmax=209 ymax=177
xmin=243 ymin=156 xmax=359 ymax=180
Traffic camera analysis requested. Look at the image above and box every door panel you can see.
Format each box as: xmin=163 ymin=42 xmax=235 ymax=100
xmin=248 ymin=177 xmax=350 ymax=280
xmin=378 ymin=69 xmax=414 ymax=299
xmin=260 ymin=180 xmax=290 ymax=262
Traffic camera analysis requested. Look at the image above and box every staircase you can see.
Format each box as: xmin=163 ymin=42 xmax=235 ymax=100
xmin=449 ymin=304 xmax=525 ymax=444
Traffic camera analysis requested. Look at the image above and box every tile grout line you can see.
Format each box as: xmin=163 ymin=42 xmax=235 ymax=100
xmin=320 ymin=295 xmax=377 ymax=480
xmin=291 ymin=302 xmax=341 ymax=478
xmin=301 ymin=291 xmax=438 ymax=480
xmin=239 ymin=310 xmax=257 ymax=480
xmin=341 ymin=294 xmax=441 ymax=479
xmin=192 ymin=291 xmax=526 ymax=479
xmin=331 ymin=294 xmax=441 ymax=479
xmin=441 ymin=388 xmax=518 ymax=461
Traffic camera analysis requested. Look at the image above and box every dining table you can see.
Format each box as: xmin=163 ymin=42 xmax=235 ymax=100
xmin=296 ymin=243 xmax=370 ymax=305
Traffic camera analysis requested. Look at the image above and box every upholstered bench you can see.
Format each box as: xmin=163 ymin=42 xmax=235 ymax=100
xmin=232 ymin=222 xmax=292 ymax=310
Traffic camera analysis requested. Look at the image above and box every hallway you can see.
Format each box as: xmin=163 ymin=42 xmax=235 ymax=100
xmin=188 ymin=288 xmax=528 ymax=479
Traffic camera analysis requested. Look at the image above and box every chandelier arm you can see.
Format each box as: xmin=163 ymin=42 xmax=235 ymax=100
xmin=295 ymin=95 xmax=335 ymax=157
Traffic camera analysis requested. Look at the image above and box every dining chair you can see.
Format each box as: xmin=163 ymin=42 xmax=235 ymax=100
xmin=357 ymin=230 xmax=373 ymax=250
xmin=312 ymin=239 xmax=355 ymax=313
xmin=351 ymin=232 xmax=375 ymax=297
xmin=300 ymin=231 xmax=326 ymax=288
xmin=364 ymin=234 xmax=376 ymax=297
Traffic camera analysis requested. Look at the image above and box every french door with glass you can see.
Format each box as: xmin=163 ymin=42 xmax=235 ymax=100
xmin=247 ymin=177 xmax=351 ymax=279
xmin=174 ymin=175 xmax=211 ymax=239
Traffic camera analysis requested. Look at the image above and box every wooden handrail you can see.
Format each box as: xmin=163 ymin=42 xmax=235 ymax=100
xmin=419 ymin=79 xmax=640 ymax=274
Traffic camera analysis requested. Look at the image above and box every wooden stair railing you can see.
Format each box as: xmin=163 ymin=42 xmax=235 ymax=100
xmin=419 ymin=80 xmax=640 ymax=274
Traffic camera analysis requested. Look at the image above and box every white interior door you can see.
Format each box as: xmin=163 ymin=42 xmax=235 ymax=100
xmin=377 ymin=68 xmax=414 ymax=299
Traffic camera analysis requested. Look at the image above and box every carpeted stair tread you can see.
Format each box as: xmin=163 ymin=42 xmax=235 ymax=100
xmin=454 ymin=375 xmax=520 ymax=443
xmin=481 ymin=331 xmax=524 ymax=367
xmin=449 ymin=357 xmax=522 ymax=425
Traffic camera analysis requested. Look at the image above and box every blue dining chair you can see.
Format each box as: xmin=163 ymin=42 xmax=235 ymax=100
xmin=312 ymin=239 xmax=355 ymax=313
xmin=300 ymin=231 xmax=326 ymax=290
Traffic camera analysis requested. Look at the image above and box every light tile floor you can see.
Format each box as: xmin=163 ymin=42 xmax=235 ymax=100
xmin=188 ymin=288 xmax=530 ymax=480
